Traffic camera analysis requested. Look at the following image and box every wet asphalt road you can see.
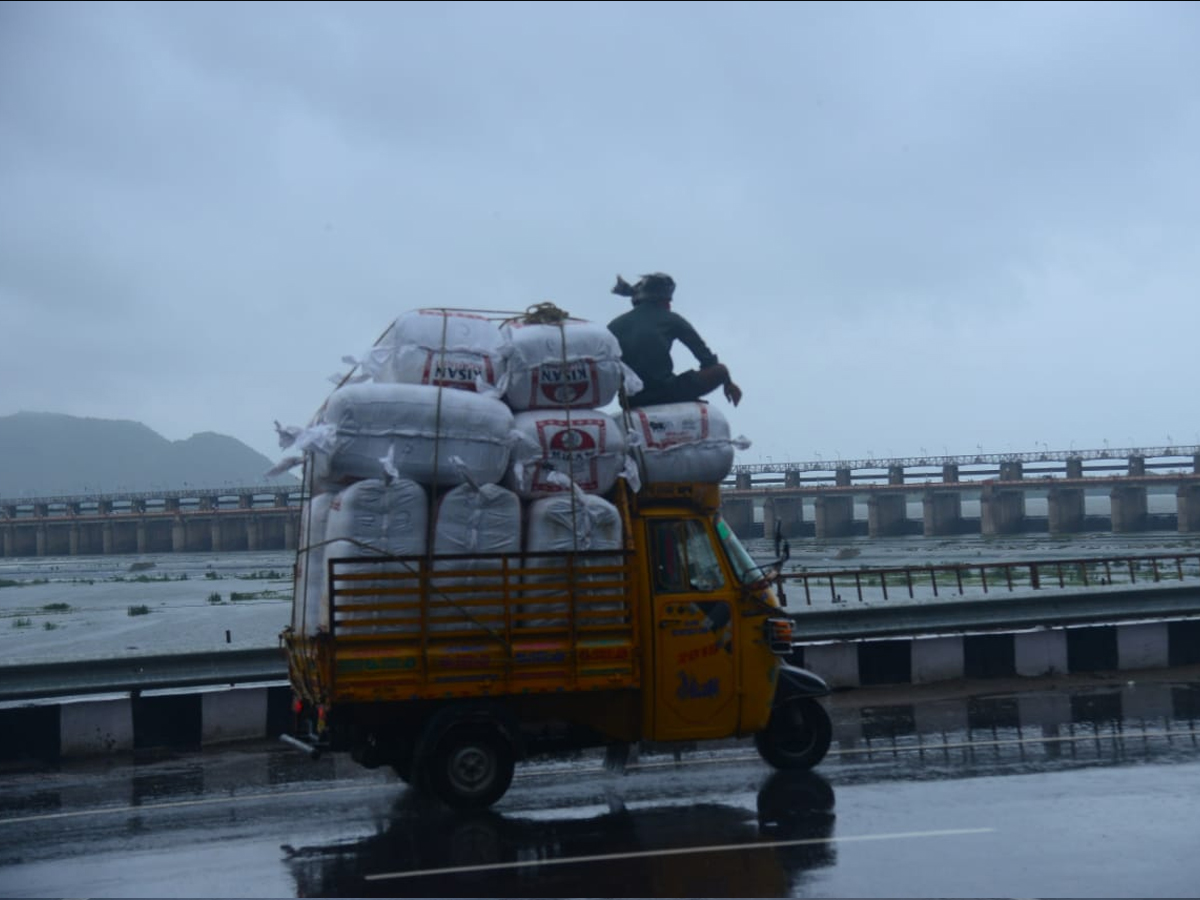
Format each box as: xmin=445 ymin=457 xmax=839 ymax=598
xmin=2 ymin=672 xmax=1200 ymax=898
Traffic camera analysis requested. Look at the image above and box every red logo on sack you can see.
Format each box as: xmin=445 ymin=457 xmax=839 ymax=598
xmin=421 ymin=352 xmax=496 ymax=390
xmin=548 ymin=427 xmax=596 ymax=455
xmin=533 ymin=417 xmax=606 ymax=492
xmin=530 ymin=360 xmax=599 ymax=407
xmin=636 ymin=404 xmax=709 ymax=450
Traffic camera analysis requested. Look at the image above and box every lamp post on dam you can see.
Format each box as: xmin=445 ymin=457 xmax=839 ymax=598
xmin=719 ymin=445 xmax=1200 ymax=540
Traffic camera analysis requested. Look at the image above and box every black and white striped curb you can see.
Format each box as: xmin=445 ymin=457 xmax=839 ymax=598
xmin=1 ymin=684 xmax=292 ymax=765
xmin=791 ymin=617 xmax=1200 ymax=688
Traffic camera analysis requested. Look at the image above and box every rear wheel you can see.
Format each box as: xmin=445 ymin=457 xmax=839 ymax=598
xmin=424 ymin=724 xmax=515 ymax=810
xmin=754 ymin=697 xmax=832 ymax=771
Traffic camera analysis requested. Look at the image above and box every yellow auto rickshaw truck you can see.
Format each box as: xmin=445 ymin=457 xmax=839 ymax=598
xmin=279 ymin=477 xmax=831 ymax=810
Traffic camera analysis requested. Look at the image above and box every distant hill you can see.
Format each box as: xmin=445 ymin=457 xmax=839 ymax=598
xmin=0 ymin=412 xmax=299 ymax=497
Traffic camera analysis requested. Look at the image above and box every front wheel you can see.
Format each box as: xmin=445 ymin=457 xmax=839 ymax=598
xmin=424 ymin=724 xmax=515 ymax=810
xmin=754 ymin=697 xmax=832 ymax=771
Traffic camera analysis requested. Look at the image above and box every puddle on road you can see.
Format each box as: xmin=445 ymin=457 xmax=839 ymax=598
xmin=838 ymin=679 xmax=1200 ymax=777
xmin=2 ymin=677 xmax=1198 ymax=897
xmin=284 ymin=769 xmax=839 ymax=899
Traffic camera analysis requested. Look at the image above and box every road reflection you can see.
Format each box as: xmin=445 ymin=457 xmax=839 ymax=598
xmin=285 ymin=770 xmax=836 ymax=898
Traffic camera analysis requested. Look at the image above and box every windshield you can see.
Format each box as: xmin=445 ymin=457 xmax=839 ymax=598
xmin=713 ymin=513 xmax=769 ymax=585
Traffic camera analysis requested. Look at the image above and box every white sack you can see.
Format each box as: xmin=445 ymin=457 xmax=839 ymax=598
xmin=501 ymin=317 xmax=623 ymax=410
xmin=521 ymin=490 xmax=624 ymax=629
xmin=322 ymin=478 xmax=429 ymax=633
xmin=363 ymin=308 xmax=508 ymax=393
xmin=293 ymin=491 xmax=334 ymax=635
xmin=624 ymin=402 xmax=747 ymax=484
xmin=429 ymin=482 xmax=523 ymax=634
xmin=434 ymin=482 xmax=523 ymax=557
xmin=323 ymin=477 xmax=429 ymax=557
xmin=506 ymin=409 xmax=627 ymax=499
xmin=314 ymin=382 xmax=515 ymax=488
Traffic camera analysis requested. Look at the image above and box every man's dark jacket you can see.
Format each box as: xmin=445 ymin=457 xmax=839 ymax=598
xmin=607 ymin=301 xmax=719 ymax=393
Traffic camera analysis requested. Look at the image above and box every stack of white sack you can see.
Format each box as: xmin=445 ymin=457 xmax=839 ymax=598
xmin=278 ymin=306 xmax=638 ymax=640
xmin=520 ymin=483 xmax=624 ymax=630
xmin=500 ymin=316 xmax=624 ymax=411
xmin=293 ymin=492 xmax=334 ymax=636
xmin=505 ymin=409 xmax=630 ymax=499
xmin=429 ymin=481 xmax=523 ymax=634
xmin=319 ymin=478 xmax=430 ymax=633
xmin=358 ymin=308 xmax=508 ymax=394
xmin=310 ymin=382 xmax=516 ymax=489
xmin=622 ymin=401 xmax=751 ymax=484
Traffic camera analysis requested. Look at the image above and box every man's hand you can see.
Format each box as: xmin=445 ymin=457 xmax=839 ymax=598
xmin=724 ymin=380 xmax=743 ymax=407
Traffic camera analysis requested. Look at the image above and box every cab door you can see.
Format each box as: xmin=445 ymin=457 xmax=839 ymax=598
xmin=647 ymin=517 xmax=739 ymax=741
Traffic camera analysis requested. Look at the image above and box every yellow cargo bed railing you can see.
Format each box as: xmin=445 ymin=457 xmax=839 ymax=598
xmin=304 ymin=550 xmax=640 ymax=702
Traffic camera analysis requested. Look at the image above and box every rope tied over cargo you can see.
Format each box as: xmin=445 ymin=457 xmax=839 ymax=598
xmin=520 ymin=302 xmax=572 ymax=325
xmin=507 ymin=301 xmax=585 ymax=557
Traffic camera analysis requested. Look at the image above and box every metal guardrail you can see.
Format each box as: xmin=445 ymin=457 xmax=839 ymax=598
xmin=0 ymin=648 xmax=287 ymax=703
xmin=6 ymin=555 xmax=1200 ymax=702
xmin=7 ymin=593 xmax=1200 ymax=704
xmin=781 ymin=552 xmax=1200 ymax=607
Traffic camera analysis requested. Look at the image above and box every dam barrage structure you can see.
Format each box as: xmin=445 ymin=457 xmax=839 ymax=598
xmin=0 ymin=488 xmax=301 ymax=558
xmin=4 ymin=446 xmax=1200 ymax=556
xmin=722 ymin=445 xmax=1200 ymax=540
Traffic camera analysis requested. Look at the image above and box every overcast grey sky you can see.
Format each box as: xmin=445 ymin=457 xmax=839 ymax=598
xmin=2 ymin=0 xmax=1198 ymax=470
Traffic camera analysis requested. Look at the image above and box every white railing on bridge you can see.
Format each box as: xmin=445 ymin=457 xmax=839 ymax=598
xmin=5 ymin=446 xmax=1200 ymax=507
xmin=730 ymin=445 xmax=1200 ymax=477
xmin=0 ymin=484 xmax=304 ymax=508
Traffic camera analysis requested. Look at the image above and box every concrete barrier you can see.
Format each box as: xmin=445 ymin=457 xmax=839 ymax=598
xmin=2 ymin=684 xmax=292 ymax=765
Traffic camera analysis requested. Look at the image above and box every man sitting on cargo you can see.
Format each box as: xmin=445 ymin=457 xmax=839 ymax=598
xmin=607 ymin=272 xmax=743 ymax=408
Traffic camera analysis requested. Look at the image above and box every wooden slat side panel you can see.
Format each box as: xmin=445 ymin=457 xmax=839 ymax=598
xmin=326 ymin=551 xmax=640 ymax=699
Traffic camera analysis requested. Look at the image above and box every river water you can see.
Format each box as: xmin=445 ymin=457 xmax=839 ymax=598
xmin=3 ymin=526 xmax=1199 ymax=666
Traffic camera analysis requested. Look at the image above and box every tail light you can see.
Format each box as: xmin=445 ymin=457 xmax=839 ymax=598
xmin=765 ymin=617 xmax=793 ymax=655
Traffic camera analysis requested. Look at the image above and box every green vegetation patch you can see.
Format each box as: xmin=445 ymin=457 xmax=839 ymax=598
xmin=111 ymin=573 xmax=188 ymax=583
xmin=41 ymin=602 xmax=71 ymax=612
xmin=127 ymin=605 xmax=151 ymax=617
xmin=229 ymin=589 xmax=290 ymax=602
xmin=12 ymin=617 xmax=32 ymax=628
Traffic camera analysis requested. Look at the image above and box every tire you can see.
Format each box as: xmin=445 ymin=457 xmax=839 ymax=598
xmin=424 ymin=724 xmax=515 ymax=811
xmin=754 ymin=697 xmax=832 ymax=771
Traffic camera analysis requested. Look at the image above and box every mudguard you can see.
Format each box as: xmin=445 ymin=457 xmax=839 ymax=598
xmin=773 ymin=663 xmax=832 ymax=706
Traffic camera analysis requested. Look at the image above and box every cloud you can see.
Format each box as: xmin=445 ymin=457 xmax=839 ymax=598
xmin=1 ymin=0 xmax=1197 ymax=468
